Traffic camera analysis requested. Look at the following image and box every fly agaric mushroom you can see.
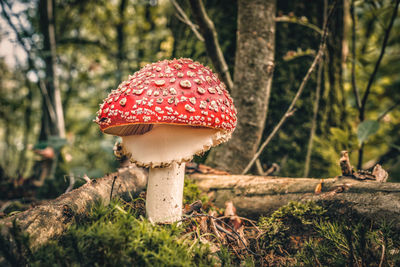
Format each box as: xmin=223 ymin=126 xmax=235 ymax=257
xmin=95 ymin=58 xmax=237 ymax=223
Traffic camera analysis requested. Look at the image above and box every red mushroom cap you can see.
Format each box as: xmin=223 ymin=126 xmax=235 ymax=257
xmin=95 ymin=58 xmax=237 ymax=136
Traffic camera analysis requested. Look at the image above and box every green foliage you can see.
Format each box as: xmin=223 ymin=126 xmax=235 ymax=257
xmin=183 ymin=177 xmax=209 ymax=205
xmin=257 ymin=201 xmax=400 ymax=266
xmin=357 ymin=120 xmax=380 ymax=144
xmin=1 ymin=199 xmax=216 ymax=267
xmin=313 ymin=127 xmax=358 ymax=176
xmin=297 ymin=219 xmax=400 ymax=266
xmin=258 ymin=201 xmax=327 ymax=252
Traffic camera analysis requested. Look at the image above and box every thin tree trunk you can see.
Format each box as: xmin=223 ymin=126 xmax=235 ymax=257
xmin=116 ymin=0 xmax=127 ymax=84
xmin=304 ymin=0 xmax=327 ymax=177
xmin=39 ymin=0 xmax=65 ymax=139
xmin=35 ymin=0 xmax=65 ymax=181
xmin=205 ymin=0 xmax=276 ymax=174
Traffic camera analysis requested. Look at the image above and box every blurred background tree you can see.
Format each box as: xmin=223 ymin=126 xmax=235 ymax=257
xmin=0 ymin=0 xmax=399 ymax=198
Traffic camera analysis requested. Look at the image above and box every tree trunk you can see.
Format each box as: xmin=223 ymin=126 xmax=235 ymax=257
xmin=0 ymin=167 xmax=147 ymax=249
xmin=38 ymin=0 xmax=65 ymax=140
xmin=34 ymin=0 xmax=66 ymax=182
xmin=205 ymin=0 xmax=276 ymax=174
xmin=190 ymin=174 xmax=400 ymax=229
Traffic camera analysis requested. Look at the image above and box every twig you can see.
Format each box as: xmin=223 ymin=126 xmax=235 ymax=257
xmin=378 ymin=243 xmax=386 ymax=267
xmin=350 ymin=0 xmax=361 ymax=110
xmin=241 ymin=3 xmax=335 ymax=175
xmin=110 ymin=175 xmax=117 ymax=201
xmin=255 ymin=159 xmax=265 ymax=175
xmin=188 ymin=0 xmax=234 ymax=91
xmin=180 ymin=213 xmax=262 ymax=257
xmin=304 ymin=0 xmax=327 ymax=177
xmin=170 ymin=0 xmax=204 ymax=42
xmin=83 ymin=174 xmax=91 ymax=183
xmin=65 ymin=174 xmax=75 ymax=193
xmin=377 ymin=101 xmax=400 ymax=121
xmin=275 ymin=16 xmax=323 ymax=35
xmin=359 ymin=0 xmax=400 ymax=122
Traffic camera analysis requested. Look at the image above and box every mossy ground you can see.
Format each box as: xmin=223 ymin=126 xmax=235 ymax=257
xmin=1 ymin=181 xmax=400 ymax=266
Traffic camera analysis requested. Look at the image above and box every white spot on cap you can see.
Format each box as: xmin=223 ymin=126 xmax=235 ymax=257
xmin=208 ymin=87 xmax=216 ymax=94
xmin=185 ymin=104 xmax=195 ymax=112
xmin=155 ymin=80 xmax=165 ymax=86
xmin=197 ymin=87 xmax=206 ymax=94
xmin=169 ymin=87 xmax=177 ymax=95
xmin=119 ymin=97 xmax=127 ymax=106
xmin=180 ymin=80 xmax=192 ymax=89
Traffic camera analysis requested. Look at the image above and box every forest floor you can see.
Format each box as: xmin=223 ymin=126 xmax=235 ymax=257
xmin=0 ymin=155 xmax=399 ymax=266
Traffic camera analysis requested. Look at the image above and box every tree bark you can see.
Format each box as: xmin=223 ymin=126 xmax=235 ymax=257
xmin=0 ymin=167 xmax=147 ymax=249
xmin=38 ymin=0 xmax=65 ymax=140
xmin=205 ymin=0 xmax=276 ymax=174
xmin=190 ymin=174 xmax=400 ymax=228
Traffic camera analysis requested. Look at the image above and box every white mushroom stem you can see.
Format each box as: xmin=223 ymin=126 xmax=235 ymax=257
xmin=146 ymin=162 xmax=185 ymax=223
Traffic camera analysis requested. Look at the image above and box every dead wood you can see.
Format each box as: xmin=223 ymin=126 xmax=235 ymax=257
xmin=0 ymin=166 xmax=147 ymax=248
xmin=190 ymin=174 xmax=400 ymax=228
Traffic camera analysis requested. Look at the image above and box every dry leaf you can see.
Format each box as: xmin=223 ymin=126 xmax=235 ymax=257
xmin=315 ymin=179 xmax=323 ymax=194
xmin=372 ymin=164 xmax=388 ymax=182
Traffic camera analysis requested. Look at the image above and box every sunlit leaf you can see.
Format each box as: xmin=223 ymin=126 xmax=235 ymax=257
xmin=357 ymin=120 xmax=380 ymax=144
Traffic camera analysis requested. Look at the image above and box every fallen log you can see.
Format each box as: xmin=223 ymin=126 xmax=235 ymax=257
xmin=0 ymin=166 xmax=147 ymax=248
xmin=190 ymin=174 xmax=400 ymax=228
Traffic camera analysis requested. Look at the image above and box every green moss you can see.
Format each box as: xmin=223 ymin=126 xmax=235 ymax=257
xmin=183 ymin=178 xmax=209 ymax=205
xmin=1 ymin=199 xmax=216 ymax=267
xmin=258 ymin=201 xmax=327 ymax=252
xmin=257 ymin=201 xmax=400 ymax=266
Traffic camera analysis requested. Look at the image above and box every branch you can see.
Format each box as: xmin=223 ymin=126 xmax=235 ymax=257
xmin=377 ymin=100 xmax=400 ymax=121
xmin=350 ymin=0 xmax=361 ymax=110
xmin=359 ymin=0 xmax=400 ymax=121
xmin=170 ymin=0 xmax=204 ymax=42
xmin=275 ymin=15 xmax=323 ymax=35
xmin=188 ymin=0 xmax=234 ymax=91
xmin=241 ymin=4 xmax=335 ymax=175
